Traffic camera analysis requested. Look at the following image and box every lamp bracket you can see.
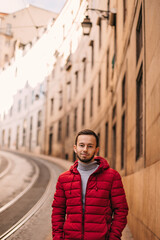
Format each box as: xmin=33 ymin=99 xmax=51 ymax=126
xmin=86 ymin=6 xmax=109 ymax=19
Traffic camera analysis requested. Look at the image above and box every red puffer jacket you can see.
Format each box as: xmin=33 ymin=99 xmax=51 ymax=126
xmin=52 ymin=156 xmax=128 ymax=240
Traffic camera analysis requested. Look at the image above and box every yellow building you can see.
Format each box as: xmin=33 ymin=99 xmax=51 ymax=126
xmin=46 ymin=0 xmax=160 ymax=239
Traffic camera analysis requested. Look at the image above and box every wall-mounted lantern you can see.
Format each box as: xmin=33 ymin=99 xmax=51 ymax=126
xmin=81 ymin=6 xmax=116 ymax=36
xmin=81 ymin=15 xmax=92 ymax=36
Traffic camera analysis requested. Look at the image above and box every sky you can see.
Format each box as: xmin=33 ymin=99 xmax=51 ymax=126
xmin=0 ymin=0 xmax=66 ymax=13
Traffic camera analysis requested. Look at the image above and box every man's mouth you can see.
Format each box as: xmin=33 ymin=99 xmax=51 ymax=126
xmin=81 ymin=154 xmax=88 ymax=157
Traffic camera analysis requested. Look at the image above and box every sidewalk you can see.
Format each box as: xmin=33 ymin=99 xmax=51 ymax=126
xmin=122 ymin=225 xmax=134 ymax=240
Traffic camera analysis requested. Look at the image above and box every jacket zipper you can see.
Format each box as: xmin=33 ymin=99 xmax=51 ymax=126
xmin=82 ymin=174 xmax=94 ymax=240
xmin=79 ymin=169 xmax=99 ymax=240
xmin=79 ymin=174 xmax=84 ymax=240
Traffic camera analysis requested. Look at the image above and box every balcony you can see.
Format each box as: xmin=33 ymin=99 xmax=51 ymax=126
xmin=65 ymin=54 xmax=72 ymax=71
xmin=0 ymin=28 xmax=13 ymax=37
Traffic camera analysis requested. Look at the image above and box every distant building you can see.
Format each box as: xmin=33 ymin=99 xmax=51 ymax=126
xmin=0 ymin=5 xmax=57 ymax=68
xmin=0 ymin=81 xmax=46 ymax=153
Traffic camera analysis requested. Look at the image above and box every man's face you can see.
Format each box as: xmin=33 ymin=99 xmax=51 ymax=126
xmin=74 ymin=135 xmax=99 ymax=164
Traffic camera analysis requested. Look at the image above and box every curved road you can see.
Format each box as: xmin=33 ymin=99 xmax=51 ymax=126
xmin=0 ymin=151 xmax=65 ymax=240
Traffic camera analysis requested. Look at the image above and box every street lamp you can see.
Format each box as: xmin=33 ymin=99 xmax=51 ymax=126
xmin=81 ymin=15 xmax=92 ymax=36
xmin=81 ymin=7 xmax=116 ymax=36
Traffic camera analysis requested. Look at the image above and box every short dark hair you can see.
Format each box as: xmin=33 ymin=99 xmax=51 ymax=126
xmin=75 ymin=129 xmax=99 ymax=147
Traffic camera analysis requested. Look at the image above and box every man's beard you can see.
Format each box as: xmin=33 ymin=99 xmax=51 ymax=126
xmin=76 ymin=152 xmax=96 ymax=163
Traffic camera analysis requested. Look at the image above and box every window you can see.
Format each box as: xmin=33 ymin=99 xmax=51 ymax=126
xmin=82 ymin=58 xmax=87 ymax=83
xmin=50 ymin=98 xmax=54 ymax=115
xmin=2 ymin=129 xmax=5 ymax=147
xmin=75 ymin=71 xmax=79 ymax=93
xmin=37 ymin=110 xmax=42 ymax=128
xmin=98 ymin=71 xmax=101 ymax=106
xmin=82 ymin=98 xmax=85 ymax=126
xmin=18 ymin=100 xmax=21 ymax=112
xmin=29 ymin=117 xmax=33 ymax=151
xmin=67 ymin=81 xmax=71 ymax=102
xmin=30 ymin=116 xmax=33 ymax=131
xmin=6 ymin=23 xmax=12 ymax=35
xmin=89 ymin=40 xmax=94 ymax=68
xmin=31 ymin=90 xmax=34 ymax=104
xmin=121 ymin=113 xmax=125 ymax=169
xmin=105 ymin=123 xmax=108 ymax=157
xmin=66 ymin=115 xmax=70 ymax=137
xmin=136 ymin=65 xmax=143 ymax=160
xmin=112 ymin=124 xmax=116 ymax=169
xmin=123 ymin=0 xmax=127 ymax=25
xmin=63 ymin=24 xmax=65 ymax=40
xmin=107 ymin=0 xmax=110 ymax=15
xmin=57 ymin=120 xmax=62 ymax=141
xmin=16 ymin=126 xmax=19 ymax=149
xmin=10 ymin=106 xmax=13 ymax=117
xmin=97 ymin=17 xmax=102 ymax=49
xmin=22 ymin=119 xmax=27 ymax=146
xmin=4 ymin=54 xmax=9 ymax=62
xmin=74 ymin=107 xmax=77 ymax=132
xmin=90 ymin=87 xmax=93 ymax=117
xmin=106 ymin=49 xmax=109 ymax=89
xmin=8 ymin=129 xmax=11 ymax=148
xmin=24 ymin=96 xmax=27 ymax=109
xmin=40 ymin=84 xmax=43 ymax=96
xmin=136 ymin=6 xmax=142 ymax=63
xmin=122 ymin=74 xmax=126 ymax=106
xmin=37 ymin=111 xmax=42 ymax=146
xmin=59 ymin=90 xmax=63 ymax=110
xmin=52 ymin=69 xmax=55 ymax=79
xmin=112 ymin=104 xmax=117 ymax=120
xmin=65 ymin=153 xmax=69 ymax=160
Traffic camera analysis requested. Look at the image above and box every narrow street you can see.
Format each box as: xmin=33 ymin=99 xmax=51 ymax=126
xmin=0 ymin=150 xmax=134 ymax=240
xmin=0 ymin=151 xmax=64 ymax=240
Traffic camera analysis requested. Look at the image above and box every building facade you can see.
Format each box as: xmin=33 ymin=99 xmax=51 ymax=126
xmin=0 ymin=81 xmax=46 ymax=153
xmin=45 ymin=0 xmax=160 ymax=239
xmin=0 ymin=5 xmax=57 ymax=68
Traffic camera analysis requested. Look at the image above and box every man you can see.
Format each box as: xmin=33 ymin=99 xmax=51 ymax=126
xmin=52 ymin=129 xmax=128 ymax=240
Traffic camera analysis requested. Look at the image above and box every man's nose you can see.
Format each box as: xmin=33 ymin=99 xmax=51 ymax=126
xmin=83 ymin=146 xmax=88 ymax=151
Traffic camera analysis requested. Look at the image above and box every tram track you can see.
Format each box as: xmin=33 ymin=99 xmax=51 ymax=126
xmin=0 ymin=152 xmax=58 ymax=240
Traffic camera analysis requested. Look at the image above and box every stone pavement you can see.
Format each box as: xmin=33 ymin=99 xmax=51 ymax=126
xmin=122 ymin=225 xmax=134 ymax=240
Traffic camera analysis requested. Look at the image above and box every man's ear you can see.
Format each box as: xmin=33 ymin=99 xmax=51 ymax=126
xmin=73 ymin=145 xmax=77 ymax=153
xmin=95 ymin=147 xmax=99 ymax=156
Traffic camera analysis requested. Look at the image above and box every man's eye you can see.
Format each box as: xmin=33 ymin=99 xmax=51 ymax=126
xmin=88 ymin=146 xmax=93 ymax=148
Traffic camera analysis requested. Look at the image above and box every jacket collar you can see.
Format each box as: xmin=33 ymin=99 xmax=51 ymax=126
xmin=70 ymin=156 xmax=110 ymax=174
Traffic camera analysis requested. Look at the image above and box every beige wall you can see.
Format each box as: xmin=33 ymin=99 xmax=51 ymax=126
xmin=44 ymin=0 xmax=160 ymax=239
xmin=123 ymin=161 xmax=160 ymax=240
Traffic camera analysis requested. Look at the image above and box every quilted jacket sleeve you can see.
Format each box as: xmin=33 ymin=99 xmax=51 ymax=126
xmin=51 ymin=176 xmax=66 ymax=240
xmin=109 ymin=171 xmax=128 ymax=240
